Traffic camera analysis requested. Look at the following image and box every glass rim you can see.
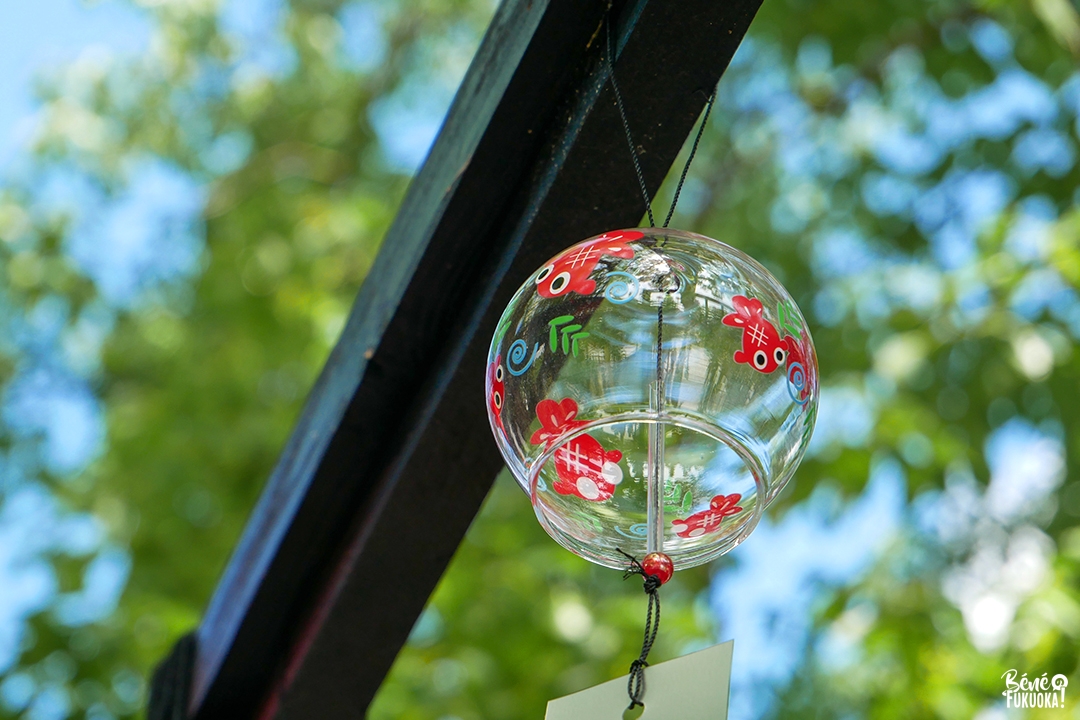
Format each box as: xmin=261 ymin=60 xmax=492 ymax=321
xmin=524 ymin=411 xmax=767 ymax=570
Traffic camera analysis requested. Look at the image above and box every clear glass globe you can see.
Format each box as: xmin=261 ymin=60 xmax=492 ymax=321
xmin=486 ymin=228 xmax=818 ymax=570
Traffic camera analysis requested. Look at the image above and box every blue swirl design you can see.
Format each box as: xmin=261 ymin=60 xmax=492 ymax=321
xmin=536 ymin=477 xmax=548 ymax=493
xmin=787 ymin=361 xmax=808 ymax=405
xmin=507 ymin=339 xmax=542 ymax=376
xmin=614 ymin=523 xmax=650 ymax=539
xmin=604 ymin=271 xmax=640 ymax=304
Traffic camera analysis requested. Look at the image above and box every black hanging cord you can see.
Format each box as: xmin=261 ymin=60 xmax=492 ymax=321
xmin=619 ymin=283 xmax=674 ymax=711
xmin=655 ymin=271 xmax=679 ymax=408
xmin=606 ymin=16 xmax=655 ymax=228
xmin=663 ymin=86 xmax=716 ymax=228
xmin=606 ymin=4 xmax=713 ymax=709
xmin=618 ymin=549 xmax=662 ymax=709
xmin=605 ymin=11 xmax=717 ymax=229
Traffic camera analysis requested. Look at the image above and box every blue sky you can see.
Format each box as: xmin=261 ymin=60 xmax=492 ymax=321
xmin=0 ymin=0 xmax=149 ymax=170
xmin=0 ymin=5 xmax=159 ymax=701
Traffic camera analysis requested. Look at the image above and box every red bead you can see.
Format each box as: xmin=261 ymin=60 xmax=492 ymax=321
xmin=641 ymin=552 xmax=674 ymax=585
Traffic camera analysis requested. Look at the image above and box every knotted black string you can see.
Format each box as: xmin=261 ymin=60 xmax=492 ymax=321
xmin=618 ymin=549 xmax=662 ymax=709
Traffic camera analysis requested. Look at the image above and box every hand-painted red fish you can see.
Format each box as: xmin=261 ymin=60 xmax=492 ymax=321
xmin=530 ymin=397 xmax=623 ymax=502
xmin=534 ymin=230 xmax=641 ymax=298
xmin=672 ymin=493 xmax=743 ymax=538
xmin=552 ymin=434 xmax=624 ymax=501
xmin=488 ymin=355 xmax=505 ymax=432
xmin=722 ymin=295 xmax=786 ymax=373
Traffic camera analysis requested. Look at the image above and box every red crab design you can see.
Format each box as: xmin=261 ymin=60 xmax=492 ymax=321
xmin=534 ymin=230 xmax=641 ymax=298
xmin=722 ymin=295 xmax=786 ymax=373
xmin=530 ymin=397 xmax=623 ymax=502
xmin=488 ymin=355 xmax=505 ymax=432
xmin=672 ymin=493 xmax=743 ymax=538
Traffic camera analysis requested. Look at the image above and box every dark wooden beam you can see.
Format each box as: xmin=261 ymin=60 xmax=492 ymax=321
xmin=157 ymin=0 xmax=762 ymax=717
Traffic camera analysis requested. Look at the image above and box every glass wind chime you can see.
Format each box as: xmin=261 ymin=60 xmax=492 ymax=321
xmin=484 ymin=17 xmax=820 ymax=712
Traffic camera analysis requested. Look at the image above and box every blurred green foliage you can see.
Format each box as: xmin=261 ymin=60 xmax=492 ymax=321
xmin=0 ymin=0 xmax=1078 ymax=718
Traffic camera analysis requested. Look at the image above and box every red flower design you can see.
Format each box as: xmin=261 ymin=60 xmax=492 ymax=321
xmin=530 ymin=397 xmax=586 ymax=447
